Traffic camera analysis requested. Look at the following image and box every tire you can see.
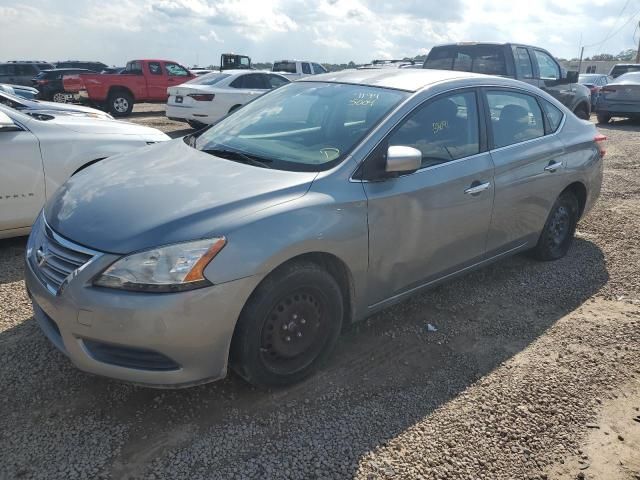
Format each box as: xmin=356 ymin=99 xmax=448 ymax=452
xmin=230 ymin=262 xmax=344 ymax=387
xmin=228 ymin=104 xmax=242 ymax=114
xmin=187 ymin=120 xmax=206 ymax=129
xmin=531 ymin=191 xmax=579 ymax=261
xmin=52 ymin=92 xmax=67 ymax=103
xmin=107 ymin=90 xmax=134 ymax=117
xmin=597 ymin=113 xmax=611 ymax=124
xmin=573 ymin=104 xmax=590 ymax=120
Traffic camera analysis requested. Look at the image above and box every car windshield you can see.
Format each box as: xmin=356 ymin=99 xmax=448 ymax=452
xmin=194 ymin=82 xmax=408 ymax=171
xmin=186 ymin=73 xmax=230 ymax=86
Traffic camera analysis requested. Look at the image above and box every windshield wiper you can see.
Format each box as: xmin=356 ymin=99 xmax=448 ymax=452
xmin=203 ymin=147 xmax=274 ymax=169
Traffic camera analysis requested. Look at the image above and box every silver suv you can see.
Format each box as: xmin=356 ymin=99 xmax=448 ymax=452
xmin=0 ymin=61 xmax=55 ymax=86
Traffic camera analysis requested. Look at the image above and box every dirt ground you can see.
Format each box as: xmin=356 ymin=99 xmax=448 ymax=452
xmin=0 ymin=106 xmax=639 ymax=479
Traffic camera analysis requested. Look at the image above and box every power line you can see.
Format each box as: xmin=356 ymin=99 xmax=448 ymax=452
xmin=583 ymin=0 xmax=638 ymax=50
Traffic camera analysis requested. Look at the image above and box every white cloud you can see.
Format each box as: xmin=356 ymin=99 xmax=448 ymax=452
xmin=0 ymin=0 xmax=636 ymax=67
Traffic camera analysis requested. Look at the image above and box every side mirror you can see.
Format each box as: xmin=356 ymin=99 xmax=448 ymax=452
xmin=385 ymin=145 xmax=422 ymax=174
xmin=0 ymin=111 xmax=18 ymax=130
xmin=565 ymin=70 xmax=579 ymax=83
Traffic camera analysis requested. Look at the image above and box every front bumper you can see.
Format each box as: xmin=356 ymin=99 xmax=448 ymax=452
xmin=25 ymin=227 xmax=260 ymax=387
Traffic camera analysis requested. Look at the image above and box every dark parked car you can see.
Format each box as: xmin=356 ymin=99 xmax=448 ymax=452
xmin=609 ymin=63 xmax=640 ymax=79
xmin=594 ymin=71 xmax=640 ymax=124
xmin=579 ymin=73 xmax=611 ymax=106
xmin=32 ymin=68 xmax=96 ymax=102
xmin=55 ymin=60 xmax=109 ymax=72
xmin=424 ymin=42 xmax=591 ymax=119
xmin=0 ymin=61 xmax=55 ymax=86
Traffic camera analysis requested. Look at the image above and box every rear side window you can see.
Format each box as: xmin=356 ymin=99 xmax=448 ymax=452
xmin=533 ymin=50 xmax=560 ymax=80
xmin=0 ymin=65 xmax=7 ymax=75
xmin=486 ymin=90 xmax=545 ymax=148
xmin=388 ymin=91 xmax=480 ymax=168
xmin=230 ymin=73 xmax=268 ymax=89
xmin=425 ymin=46 xmax=507 ymax=76
xmin=125 ymin=61 xmax=143 ymax=74
xmin=302 ymin=63 xmax=312 ymax=74
xmin=514 ymin=47 xmax=534 ymax=79
xmin=540 ymin=99 xmax=564 ymax=133
xmin=148 ymin=62 xmax=163 ymax=75
xmin=268 ymin=74 xmax=289 ymax=88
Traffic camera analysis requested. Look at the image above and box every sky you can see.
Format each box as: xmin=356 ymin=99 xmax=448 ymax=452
xmin=0 ymin=0 xmax=638 ymax=67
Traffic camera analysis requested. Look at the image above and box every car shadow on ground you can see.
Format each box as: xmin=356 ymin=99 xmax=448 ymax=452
xmin=0 ymin=238 xmax=608 ymax=478
xmin=596 ymin=117 xmax=640 ymax=132
xmin=0 ymin=236 xmax=27 ymax=284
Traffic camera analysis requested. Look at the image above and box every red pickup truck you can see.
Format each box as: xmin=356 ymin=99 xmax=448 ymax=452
xmin=64 ymin=59 xmax=195 ymax=117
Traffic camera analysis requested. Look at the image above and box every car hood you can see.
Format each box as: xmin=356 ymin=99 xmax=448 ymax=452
xmin=43 ymin=113 xmax=169 ymax=137
xmin=45 ymin=139 xmax=317 ymax=254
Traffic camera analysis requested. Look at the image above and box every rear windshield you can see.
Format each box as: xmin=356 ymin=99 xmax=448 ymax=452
xmin=425 ymin=46 xmax=507 ymax=76
xmin=273 ymin=62 xmax=297 ymax=74
xmin=186 ymin=73 xmax=230 ymax=86
xmin=611 ymin=65 xmax=640 ymax=78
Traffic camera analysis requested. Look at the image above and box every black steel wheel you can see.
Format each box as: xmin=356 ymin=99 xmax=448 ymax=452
xmin=531 ymin=191 xmax=579 ymax=261
xmin=231 ymin=262 xmax=344 ymax=387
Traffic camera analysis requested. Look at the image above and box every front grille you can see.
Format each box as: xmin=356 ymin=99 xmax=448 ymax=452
xmin=29 ymin=218 xmax=97 ymax=295
xmin=82 ymin=339 xmax=181 ymax=371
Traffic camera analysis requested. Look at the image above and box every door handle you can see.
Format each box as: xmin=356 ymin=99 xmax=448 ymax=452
xmin=464 ymin=182 xmax=491 ymax=195
xmin=544 ymin=161 xmax=563 ymax=172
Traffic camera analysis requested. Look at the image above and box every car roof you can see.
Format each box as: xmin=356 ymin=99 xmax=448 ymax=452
xmin=299 ymin=68 xmax=510 ymax=92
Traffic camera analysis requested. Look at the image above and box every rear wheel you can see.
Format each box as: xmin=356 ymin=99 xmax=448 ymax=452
xmin=230 ymin=262 xmax=344 ymax=387
xmin=228 ymin=104 xmax=242 ymax=114
xmin=107 ymin=91 xmax=134 ymax=117
xmin=597 ymin=113 xmax=611 ymax=124
xmin=531 ymin=191 xmax=579 ymax=261
xmin=187 ymin=120 xmax=206 ymax=129
xmin=52 ymin=92 xmax=67 ymax=103
xmin=573 ymin=104 xmax=590 ymax=120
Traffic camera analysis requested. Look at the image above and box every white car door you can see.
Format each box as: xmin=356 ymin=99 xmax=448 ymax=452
xmin=0 ymin=111 xmax=45 ymax=233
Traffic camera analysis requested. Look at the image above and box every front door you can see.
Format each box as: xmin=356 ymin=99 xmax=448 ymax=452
xmin=362 ymin=90 xmax=495 ymax=306
xmin=145 ymin=61 xmax=167 ymax=100
xmin=0 ymin=120 xmax=45 ymax=232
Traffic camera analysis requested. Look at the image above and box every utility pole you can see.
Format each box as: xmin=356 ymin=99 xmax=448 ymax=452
xmin=578 ymin=46 xmax=585 ymax=74
xmin=636 ymin=20 xmax=640 ymax=63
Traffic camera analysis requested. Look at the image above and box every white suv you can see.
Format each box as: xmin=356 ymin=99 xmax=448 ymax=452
xmin=0 ymin=104 xmax=169 ymax=239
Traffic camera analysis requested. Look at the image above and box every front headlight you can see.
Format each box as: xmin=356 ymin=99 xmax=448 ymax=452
xmin=93 ymin=238 xmax=226 ymax=293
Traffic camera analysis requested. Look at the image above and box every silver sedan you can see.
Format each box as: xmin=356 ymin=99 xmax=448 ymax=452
xmin=25 ymin=69 xmax=605 ymax=388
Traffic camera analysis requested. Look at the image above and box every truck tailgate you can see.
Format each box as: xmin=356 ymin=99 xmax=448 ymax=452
xmin=63 ymin=75 xmax=85 ymax=93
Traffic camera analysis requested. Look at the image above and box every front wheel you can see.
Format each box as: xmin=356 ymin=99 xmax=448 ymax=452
xmin=531 ymin=192 xmax=579 ymax=261
xmin=230 ymin=262 xmax=344 ymax=387
xmin=107 ymin=91 xmax=134 ymax=117
xmin=52 ymin=92 xmax=67 ymax=103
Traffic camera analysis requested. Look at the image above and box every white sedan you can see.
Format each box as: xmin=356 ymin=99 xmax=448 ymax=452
xmin=0 ymin=103 xmax=169 ymax=239
xmin=166 ymin=70 xmax=290 ymax=128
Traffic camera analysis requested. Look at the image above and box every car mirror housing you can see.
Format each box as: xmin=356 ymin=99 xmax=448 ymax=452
xmin=385 ymin=145 xmax=422 ymax=174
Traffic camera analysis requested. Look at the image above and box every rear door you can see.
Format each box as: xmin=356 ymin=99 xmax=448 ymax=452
xmin=0 ymin=115 xmax=45 ymax=232
xmin=145 ymin=61 xmax=167 ymax=100
xmin=512 ymin=46 xmax=536 ymax=86
xmin=483 ymin=88 xmax=567 ymax=254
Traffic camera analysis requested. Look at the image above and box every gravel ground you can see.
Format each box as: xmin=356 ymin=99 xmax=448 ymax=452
xmin=1 ymin=106 xmax=639 ymax=480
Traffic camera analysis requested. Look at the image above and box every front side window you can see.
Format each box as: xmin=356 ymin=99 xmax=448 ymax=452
xmin=302 ymin=63 xmax=312 ymax=74
xmin=312 ymin=63 xmax=327 ymax=74
xmin=388 ymin=91 xmax=480 ymax=168
xmin=514 ymin=47 xmax=533 ymax=79
xmin=534 ymin=50 xmax=560 ymax=80
xmin=165 ymin=63 xmax=189 ymax=76
xmin=194 ymin=82 xmax=407 ymax=171
xmin=487 ymin=90 xmax=544 ymax=148
xmin=148 ymin=62 xmax=163 ymax=75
